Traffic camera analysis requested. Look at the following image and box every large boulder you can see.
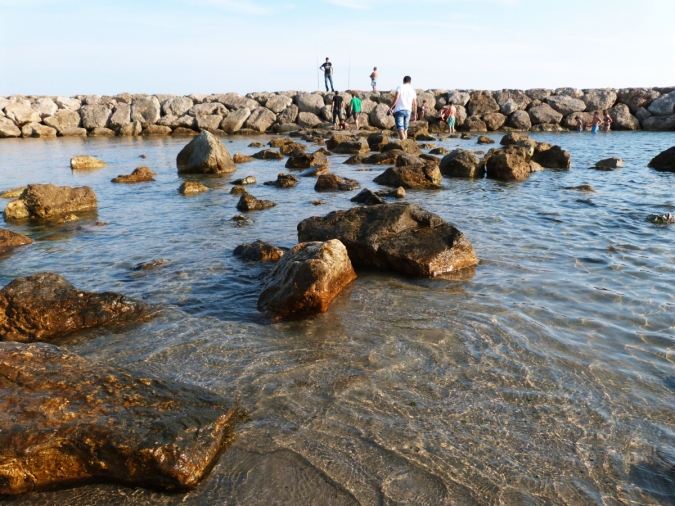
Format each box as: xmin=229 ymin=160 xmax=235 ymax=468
xmin=276 ymin=104 xmax=299 ymax=125
xmin=648 ymin=146 xmax=675 ymax=171
xmin=370 ymin=103 xmax=396 ymax=130
xmin=55 ymin=96 xmax=81 ymax=110
xmin=131 ymin=96 xmax=161 ymax=126
xmin=482 ymin=112 xmax=507 ymax=131
xmin=4 ymin=184 xmax=97 ymax=221
xmin=214 ymin=93 xmax=258 ymax=111
xmin=506 ymin=110 xmax=532 ymax=130
xmin=43 ymin=109 xmax=81 ymax=133
xmin=220 ymin=108 xmax=251 ymax=134
xmin=485 ymin=146 xmax=531 ymax=181
xmin=21 ymin=123 xmax=56 ymax=138
xmin=80 ymin=105 xmax=111 ymax=129
xmin=257 ymin=240 xmax=356 ymax=318
xmin=467 ymin=93 xmax=500 ymax=116
xmin=279 ymin=142 xmax=307 ymax=156
xmin=195 ymin=114 xmax=223 ymax=131
xmin=4 ymin=103 xmax=41 ymax=126
xmin=297 ymin=203 xmax=478 ymax=277
xmin=109 ymin=103 xmax=131 ymax=130
xmin=176 ymin=131 xmax=236 ymax=174
xmin=351 ymin=188 xmax=386 ymax=206
xmin=545 ymin=95 xmax=586 ymax=116
xmin=609 ymin=104 xmax=640 ymax=131
xmin=493 ymin=90 xmax=531 ymax=111
xmin=297 ymin=112 xmax=322 ymax=129
xmin=561 ymin=111 xmax=594 ymax=130
xmin=162 ymin=96 xmax=193 ymax=117
xmin=244 ymin=107 xmax=276 ymax=132
xmin=373 ymin=156 xmax=442 ymax=189
xmin=642 ymin=115 xmax=675 ymax=131
xmin=363 ymin=150 xmax=405 ymax=165
xmin=0 ymin=341 xmax=238 ymax=495
xmin=0 ymin=228 xmax=32 ymax=254
xmin=528 ymin=104 xmax=563 ymax=125
xmin=332 ymin=138 xmax=370 ymax=155
xmin=0 ymin=272 xmax=145 ymax=342
xmin=315 ymin=174 xmax=360 ymax=192
xmin=265 ymin=95 xmax=293 ymax=114
xmin=381 ymin=138 xmax=420 ymax=155
xmin=440 ymin=149 xmax=485 ymax=178
xmin=582 ymin=89 xmax=617 ymax=111
xmin=31 ymin=98 xmax=58 ymax=119
xmin=618 ymin=88 xmax=660 ymax=114
xmin=531 ymin=145 xmax=571 ymax=169
xmin=461 ymin=116 xmax=488 ymax=132
xmin=295 ymin=93 xmax=325 ymax=115
xmin=647 ymin=92 xmax=675 ymax=116
xmin=189 ymin=103 xmax=228 ymax=117
xmin=0 ymin=117 xmax=21 ymax=138
xmin=252 ymin=149 xmax=284 ymax=160
xmin=367 ymin=132 xmax=390 ymax=151
xmin=554 ymin=88 xmax=584 ymax=99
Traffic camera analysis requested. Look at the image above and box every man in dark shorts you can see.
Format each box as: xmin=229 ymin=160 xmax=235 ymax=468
xmin=332 ymin=92 xmax=344 ymax=129
xmin=319 ymin=58 xmax=334 ymax=92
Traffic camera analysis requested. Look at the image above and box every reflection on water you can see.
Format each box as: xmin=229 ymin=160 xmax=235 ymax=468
xmin=1 ymin=131 xmax=675 ymax=505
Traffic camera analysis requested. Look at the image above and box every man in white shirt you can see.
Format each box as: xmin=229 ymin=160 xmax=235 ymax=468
xmin=387 ymin=76 xmax=417 ymax=140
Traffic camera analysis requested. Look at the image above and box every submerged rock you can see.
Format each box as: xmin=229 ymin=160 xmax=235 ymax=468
xmin=176 ymin=131 xmax=236 ymax=174
xmin=264 ymin=173 xmax=299 ymax=188
xmin=0 ymin=187 xmax=27 ymax=199
xmin=297 ymin=203 xmax=477 ymax=277
xmin=179 ymin=181 xmax=209 ymax=195
xmin=236 ymin=194 xmax=276 ymax=211
xmin=590 ymin=157 xmax=624 ymax=170
xmin=647 ymin=213 xmax=675 ymax=224
xmin=257 ymin=240 xmax=356 ymax=318
xmin=531 ymin=145 xmax=571 ymax=169
xmin=568 ymin=185 xmax=595 ymax=192
xmin=232 ymin=175 xmax=257 ymax=185
xmin=376 ymin=186 xmax=406 ymax=199
xmin=132 ymin=258 xmax=169 ymax=271
xmin=279 ymin=142 xmax=308 ymax=156
xmin=286 ymin=151 xmax=328 ymax=169
xmin=300 ymin=165 xmax=330 ymax=177
xmin=477 ymin=135 xmax=495 ymax=145
xmin=111 ymin=166 xmax=156 ymax=183
xmin=3 ymin=184 xmax=97 ymax=221
xmin=648 ymin=146 xmax=675 ymax=171
xmin=315 ymin=174 xmax=361 ymax=192
xmin=0 ymin=228 xmax=32 ymax=254
xmin=0 ymin=341 xmax=239 ymax=495
xmin=230 ymin=185 xmax=248 ymax=195
xmin=234 ymin=240 xmax=286 ymax=262
xmin=252 ymin=149 xmax=284 ymax=161
xmin=70 ymin=155 xmax=107 ymax=170
xmin=0 ymin=272 xmax=146 ymax=343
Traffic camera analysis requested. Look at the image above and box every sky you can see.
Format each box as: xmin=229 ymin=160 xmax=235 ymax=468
xmin=0 ymin=0 xmax=674 ymax=96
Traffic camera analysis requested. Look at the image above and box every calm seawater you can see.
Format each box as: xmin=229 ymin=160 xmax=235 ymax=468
xmin=1 ymin=131 xmax=675 ymax=505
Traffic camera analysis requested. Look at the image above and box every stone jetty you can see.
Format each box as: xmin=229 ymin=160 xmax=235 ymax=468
xmin=0 ymin=87 xmax=673 ymax=139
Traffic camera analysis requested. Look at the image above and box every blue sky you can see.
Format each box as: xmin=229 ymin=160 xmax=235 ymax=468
xmin=1 ymin=0 xmax=674 ymax=96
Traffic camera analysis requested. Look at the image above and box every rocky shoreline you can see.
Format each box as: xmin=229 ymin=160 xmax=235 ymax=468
xmin=1 ymin=87 xmax=674 ymax=139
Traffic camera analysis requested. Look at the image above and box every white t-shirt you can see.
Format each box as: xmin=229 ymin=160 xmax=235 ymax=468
xmin=393 ymin=84 xmax=417 ymax=113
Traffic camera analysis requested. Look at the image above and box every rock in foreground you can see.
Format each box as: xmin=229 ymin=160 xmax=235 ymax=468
xmin=0 ymin=341 xmax=239 ymax=495
xmin=176 ymin=130 xmax=236 ymax=174
xmin=236 ymin=194 xmax=276 ymax=211
xmin=3 ymin=184 xmax=97 ymax=220
xmin=0 ymin=272 xmax=146 ymax=343
xmin=179 ymin=181 xmax=209 ymax=195
xmin=648 ymin=146 xmax=675 ymax=172
xmin=297 ymin=203 xmax=477 ymax=277
xmin=257 ymin=240 xmax=356 ymax=318
xmin=373 ymin=156 xmax=442 ymax=189
xmin=0 ymin=228 xmax=32 ymax=254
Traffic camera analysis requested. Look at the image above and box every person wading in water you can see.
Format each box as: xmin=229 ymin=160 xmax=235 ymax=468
xmin=387 ymin=76 xmax=417 ymax=140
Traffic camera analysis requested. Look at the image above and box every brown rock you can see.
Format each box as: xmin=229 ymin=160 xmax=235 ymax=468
xmin=88 ymin=127 xmax=115 ymax=137
xmin=482 ymin=113 xmax=507 ymax=131
xmin=4 ymin=184 xmax=97 ymax=221
xmin=350 ymin=188 xmax=386 ymax=205
xmin=111 ymin=166 xmax=156 ymax=183
xmin=531 ymin=145 xmax=571 ymax=169
xmin=362 ymin=150 xmax=405 ymax=165
xmin=467 ymin=93 xmax=500 ymax=116
xmin=279 ymin=142 xmax=308 ymax=156
xmin=440 ymin=149 xmax=485 ymax=178
xmin=233 ymin=153 xmax=254 ymax=163
xmin=171 ymin=127 xmax=198 ymax=136
xmin=485 ymin=147 xmax=531 ymax=181
xmin=285 ymin=151 xmax=328 ymax=169
xmin=179 ymin=181 xmax=209 ymax=195
xmin=0 ymin=228 xmax=32 ymax=254
xmin=232 ymin=176 xmax=256 ymax=185
xmin=0 ymin=187 xmax=27 ymax=199
xmin=0 ymin=341 xmax=239 ymax=495
xmin=477 ymin=135 xmax=495 ymax=145
xmin=70 ymin=155 xmax=107 ymax=170
xmin=315 ymin=174 xmax=361 ymax=192
xmin=267 ymin=138 xmax=294 ymax=147
xmin=367 ymin=132 xmax=390 ymax=151
xmin=263 ymin=173 xmax=299 ymax=188
xmin=297 ymin=203 xmax=477 ymax=277
xmin=252 ymin=149 xmax=284 ymax=161
xmin=648 ymin=146 xmax=675 ymax=171
xmin=236 ymin=194 xmax=276 ymax=211
xmin=0 ymin=272 xmax=146 ymax=343
xmin=257 ymin=240 xmax=356 ymax=318
xmin=230 ymin=185 xmax=248 ymax=195
xmin=331 ymin=138 xmax=370 ymax=155
xmin=234 ymin=240 xmax=286 ymax=262
xmin=429 ymin=147 xmax=450 ymax=155
xmin=381 ymin=139 xmax=420 ymax=155
xmin=132 ymin=259 xmax=169 ymax=271
xmin=373 ymin=157 xmax=442 ymax=189
xmin=176 ymin=131 xmax=236 ymax=174
xmin=300 ymin=165 xmax=330 ymax=177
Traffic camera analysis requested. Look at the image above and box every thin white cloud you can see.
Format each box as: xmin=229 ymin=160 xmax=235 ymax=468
xmin=325 ymin=0 xmax=372 ymax=8
xmin=194 ymin=0 xmax=273 ymax=15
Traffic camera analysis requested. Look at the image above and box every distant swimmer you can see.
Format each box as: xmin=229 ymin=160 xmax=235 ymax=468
xmin=575 ymin=116 xmax=584 ymax=132
xmin=370 ymin=67 xmax=378 ymax=92
xmin=590 ymin=111 xmax=602 ymax=133
xmin=602 ymin=110 xmax=613 ymax=132
xmin=320 ymin=57 xmax=334 ymax=92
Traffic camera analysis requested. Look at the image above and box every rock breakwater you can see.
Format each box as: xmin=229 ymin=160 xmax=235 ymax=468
xmin=1 ymin=87 xmax=673 ymax=139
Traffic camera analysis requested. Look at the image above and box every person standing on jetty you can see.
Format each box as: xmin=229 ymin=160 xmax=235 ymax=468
xmin=349 ymin=91 xmax=362 ymax=130
xmin=388 ymin=76 xmax=417 ymax=140
xmin=320 ymin=58 xmax=334 ymax=92
xmin=590 ymin=112 xmax=602 ymax=133
xmin=602 ymin=110 xmax=613 ymax=132
xmin=332 ymin=91 xmax=344 ymax=129
xmin=370 ymin=67 xmax=378 ymax=91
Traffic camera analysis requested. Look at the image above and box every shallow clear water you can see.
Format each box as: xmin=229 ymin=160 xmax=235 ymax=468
xmin=1 ymin=131 xmax=675 ymax=505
